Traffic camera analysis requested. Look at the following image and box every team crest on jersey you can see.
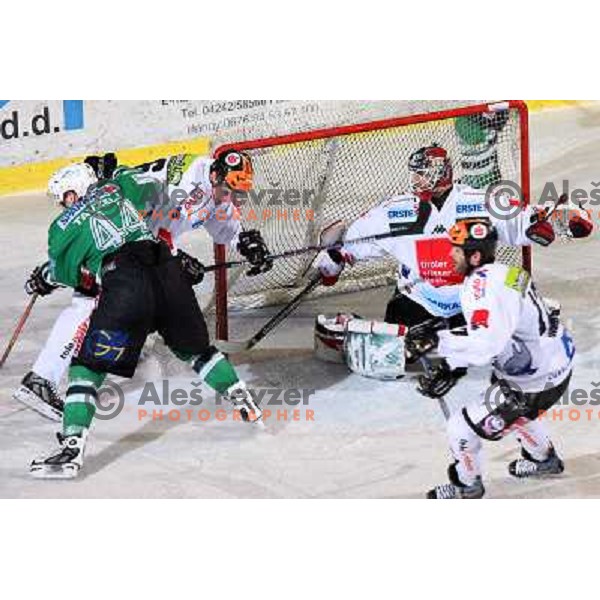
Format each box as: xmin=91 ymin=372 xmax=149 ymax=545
xmin=470 ymin=309 xmax=490 ymax=330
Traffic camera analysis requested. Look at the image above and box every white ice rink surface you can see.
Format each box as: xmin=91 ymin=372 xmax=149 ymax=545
xmin=2 ymin=104 xmax=600 ymax=498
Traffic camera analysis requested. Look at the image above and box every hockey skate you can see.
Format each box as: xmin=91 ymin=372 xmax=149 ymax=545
xmin=226 ymin=382 xmax=263 ymax=425
xmin=427 ymin=463 xmax=485 ymax=499
xmin=508 ymin=446 xmax=564 ymax=479
xmin=30 ymin=431 xmax=88 ymax=479
xmin=13 ymin=371 xmax=64 ymax=422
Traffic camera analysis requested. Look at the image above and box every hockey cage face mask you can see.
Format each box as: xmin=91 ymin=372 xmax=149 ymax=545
xmin=408 ymin=146 xmax=452 ymax=196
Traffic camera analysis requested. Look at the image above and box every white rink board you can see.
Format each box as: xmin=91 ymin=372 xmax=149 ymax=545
xmin=0 ymin=100 xmax=480 ymax=168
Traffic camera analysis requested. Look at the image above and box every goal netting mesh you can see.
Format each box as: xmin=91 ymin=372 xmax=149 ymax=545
xmin=181 ymin=101 xmax=529 ymax=336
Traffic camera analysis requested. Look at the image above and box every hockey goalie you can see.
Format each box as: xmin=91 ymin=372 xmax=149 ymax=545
xmin=315 ymin=140 xmax=592 ymax=378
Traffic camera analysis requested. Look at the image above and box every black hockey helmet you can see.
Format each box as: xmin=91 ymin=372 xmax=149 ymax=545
xmin=449 ymin=218 xmax=498 ymax=266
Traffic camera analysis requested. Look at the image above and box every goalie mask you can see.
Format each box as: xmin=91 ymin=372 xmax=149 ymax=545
xmin=210 ymin=149 xmax=254 ymax=192
xmin=408 ymin=144 xmax=453 ymax=201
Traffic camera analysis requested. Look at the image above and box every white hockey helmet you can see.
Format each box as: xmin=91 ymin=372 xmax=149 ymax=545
xmin=47 ymin=163 xmax=98 ymax=205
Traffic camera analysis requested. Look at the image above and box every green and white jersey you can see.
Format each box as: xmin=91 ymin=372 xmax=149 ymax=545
xmin=48 ymin=171 xmax=157 ymax=288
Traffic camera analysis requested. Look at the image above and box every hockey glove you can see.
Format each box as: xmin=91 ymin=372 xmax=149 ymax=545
xmin=75 ymin=269 xmax=100 ymax=298
xmin=417 ymin=359 xmax=467 ymax=399
xmin=84 ymin=153 xmax=118 ymax=180
xmin=569 ymin=213 xmax=594 ymax=239
xmin=526 ymin=216 xmax=556 ymax=247
xmin=237 ymin=230 xmax=273 ymax=276
xmin=405 ymin=317 xmax=449 ymax=363
xmin=318 ymin=248 xmax=354 ymax=287
xmin=178 ymin=250 xmax=205 ymax=285
xmin=25 ymin=262 xmax=60 ymax=297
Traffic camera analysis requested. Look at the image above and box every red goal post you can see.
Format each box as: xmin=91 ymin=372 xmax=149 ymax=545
xmin=213 ymin=100 xmax=531 ymax=341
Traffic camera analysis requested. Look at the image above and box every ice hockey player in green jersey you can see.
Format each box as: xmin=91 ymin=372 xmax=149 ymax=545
xmin=30 ymin=162 xmax=264 ymax=479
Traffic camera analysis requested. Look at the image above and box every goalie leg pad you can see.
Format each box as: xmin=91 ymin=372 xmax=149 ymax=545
xmin=343 ymin=319 xmax=406 ymax=380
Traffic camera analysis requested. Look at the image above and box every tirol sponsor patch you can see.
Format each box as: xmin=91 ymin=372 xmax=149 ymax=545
xmin=415 ymin=238 xmax=464 ymax=287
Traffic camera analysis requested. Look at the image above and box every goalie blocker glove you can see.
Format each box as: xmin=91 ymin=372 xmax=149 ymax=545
xmin=417 ymin=359 xmax=467 ymax=399
xmin=25 ymin=262 xmax=61 ymax=297
xmin=237 ymin=230 xmax=273 ymax=276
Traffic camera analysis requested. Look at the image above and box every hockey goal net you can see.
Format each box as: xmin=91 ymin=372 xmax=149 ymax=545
xmin=211 ymin=101 xmax=530 ymax=340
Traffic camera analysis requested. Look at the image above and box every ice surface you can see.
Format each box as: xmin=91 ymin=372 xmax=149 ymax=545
xmin=2 ymin=105 xmax=600 ymax=498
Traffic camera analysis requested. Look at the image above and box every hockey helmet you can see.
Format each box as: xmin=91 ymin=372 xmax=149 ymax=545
xmin=210 ymin=149 xmax=254 ymax=192
xmin=48 ymin=163 xmax=98 ymax=206
xmin=408 ymin=144 xmax=453 ymax=199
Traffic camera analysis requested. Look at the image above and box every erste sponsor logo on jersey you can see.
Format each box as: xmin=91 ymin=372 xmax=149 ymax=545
xmin=455 ymin=193 xmax=487 ymax=218
xmin=385 ymin=197 xmax=420 ymax=233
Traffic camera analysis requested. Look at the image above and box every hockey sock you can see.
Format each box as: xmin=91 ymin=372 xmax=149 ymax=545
xmin=192 ymin=350 xmax=240 ymax=394
xmin=513 ymin=419 xmax=552 ymax=462
xmin=447 ymin=411 xmax=483 ymax=486
xmin=63 ymin=365 xmax=105 ymax=436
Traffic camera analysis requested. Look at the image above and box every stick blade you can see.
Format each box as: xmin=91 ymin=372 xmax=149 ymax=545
xmin=214 ymin=339 xmax=252 ymax=354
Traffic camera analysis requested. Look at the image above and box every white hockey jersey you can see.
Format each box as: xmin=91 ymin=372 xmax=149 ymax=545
xmin=437 ymin=263 xmax=575 ymax=392
xmin=121 ymin=154 xmax=241 ymax=247
xmin=340 ymin=184 xmax=535 ymax=317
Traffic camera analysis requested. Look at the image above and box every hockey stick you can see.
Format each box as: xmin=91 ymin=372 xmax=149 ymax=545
xmin=203 ymin=228 xmax=407 ymax=274
xmin=216 ymin=273 xmax=322 ymax=353
xmin=0 ymin=294 xmax=38 ymax=369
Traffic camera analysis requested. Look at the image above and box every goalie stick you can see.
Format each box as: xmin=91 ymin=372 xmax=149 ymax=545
xmin=0 ymin=294 xmax=38 ymax=369
xmin=204 ymin=228 xmax=413 ymax=274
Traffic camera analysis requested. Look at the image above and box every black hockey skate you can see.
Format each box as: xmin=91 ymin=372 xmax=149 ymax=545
xmin=30 ymin=432 xmax=87 ymax=479
xmin=13 ymin=371 xmax=64 ymax=422
xmin=427 ymin=463 xmax=485 ymax=499
xmin=508 ymin=446 xmax=564 ymax=479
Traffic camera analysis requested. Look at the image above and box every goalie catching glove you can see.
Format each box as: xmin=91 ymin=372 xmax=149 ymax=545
xmin=237 ymin=230 xmax=273 ymax=276
xmin=318 ymin=248 xmax=355 ymax=287
xmin=25 ymin=262 xmax=61 ymax=297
